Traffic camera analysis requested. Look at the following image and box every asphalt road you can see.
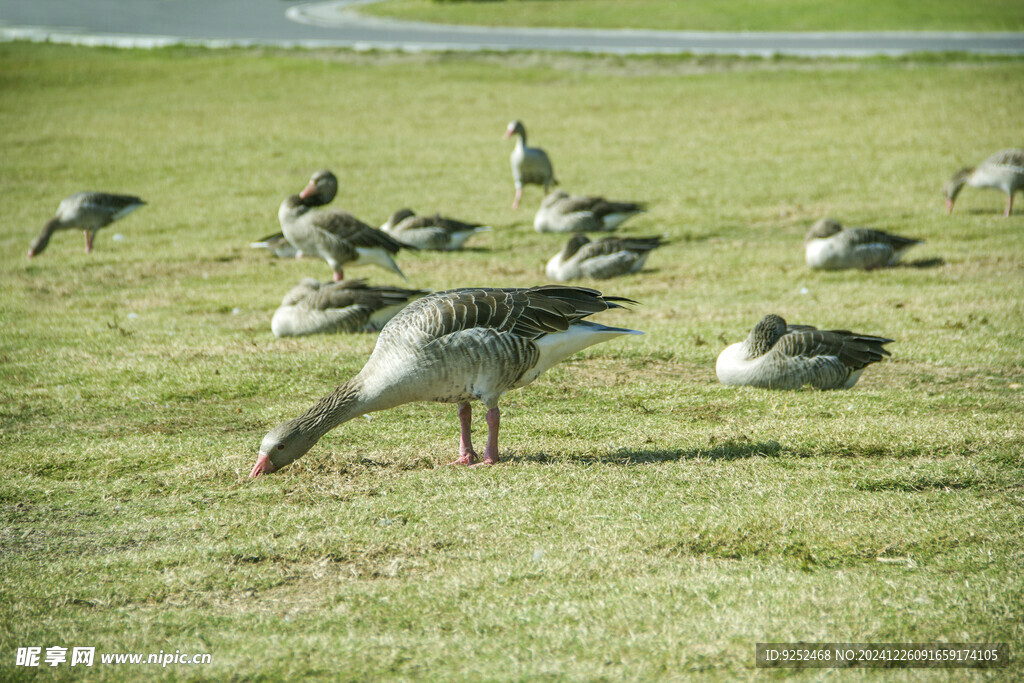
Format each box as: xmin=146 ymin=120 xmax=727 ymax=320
xmin=1 ymin=0 xmax=1022 ymax=56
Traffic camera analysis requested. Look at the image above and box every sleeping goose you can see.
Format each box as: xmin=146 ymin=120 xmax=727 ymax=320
xmin=716 ymin=314 xmax=893 ymax=390
xmin=534 ymin=191 xmax=646 ymax=233
xmin=546 ymin=234 xmax=665 ymax=281
xmin=504 ymin=120 xmax=557 ymax=209
xmin=250 ymin=285 xmax=641 ymax=476
xmin=28 ymin=192 xmax=146 ymax=257
xmin=804 ymin=218 xmax=922 ymax=270
xmin=380 ymin=209 xmax=491 ymax=251
xmin=271 ymin=278 xmax=429 ymax=337
xmin=944 ymin=149 xmax=1024 ymax=216
xmin=279 ymin=170 xmax=408 ymax=281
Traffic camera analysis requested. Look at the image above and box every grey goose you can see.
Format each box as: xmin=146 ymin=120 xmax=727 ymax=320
xmin=716 ymin=314 xmax=893 ymax=390
xmin=944 ymin=149 xmax=1024 ymax=216
xmin=804 ymin=218 xmax=922 ymax=270
xmin=271 ymin=278 xmax=429 ymax=337
xmin=534 ymin=191 xmax=645 ymax=233
xmin=546 ymin=234 xmax=665 ymax=281
xmin=504 ymin=120 xmax=557 ymax=209
xmin=380 ymin=209 xmax=491 ymax=251
xmin=250 ymin=286 xmax=640 ymax=476
xmin=29 ymin=192 xmax=145 ymax=257
xmin=278 ymin=170 xmax=408 ymax=281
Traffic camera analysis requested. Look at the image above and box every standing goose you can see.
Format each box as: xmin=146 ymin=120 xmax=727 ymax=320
xmin=804 ymin=218 xmax=922 ymax=270
xmin=271 ymin=278 xmax=429 ymax=337
xmin=546 ymin=234 xmax=665 ymax=281
xmin=716 ymin=314 xmax=893 ymax=390
xmin=28 ymin=192 xmax=146 ymax=257
xmin=250 ymin=285 xmax=641 ymax=477
xmin=944 ymin=149 xmax=1024 ymax=216
xmin=380 ymin=208 xmax=491 ymax=251
xmin=534 ymin=190 xmax=645 ymax=233
xmin=279 ymin=170 xmax=408 ymax=281
xmin=504 ymin=120 xmax=557 ymax=209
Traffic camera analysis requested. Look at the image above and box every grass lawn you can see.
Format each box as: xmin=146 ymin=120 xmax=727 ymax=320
xmin=361 ymin=0 xmax=1024 ymax=32
xmin=1 ymin=43 xmax=1023 ymax=679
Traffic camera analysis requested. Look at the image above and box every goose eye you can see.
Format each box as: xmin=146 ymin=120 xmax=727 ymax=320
xmin=276 ymin=444 xmax=285 ymax=451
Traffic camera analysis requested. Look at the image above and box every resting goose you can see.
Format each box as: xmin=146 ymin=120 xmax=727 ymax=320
xmin=546 ymin=234 xmax=665 ymax=281
xmin=380 ymin=209 xmax=491 ymax=251
xmin=504 ymin=120 xmax=557 ymax=209
xmin=944 ymin=149 xmax=1024 ymax=216
xmin=28 ymin=192 xmax=146 ymax=257
xmin=271 ymin=278 xmax=429 ymax=337
xmin=279 ymin=170 xmax=407 ymax=281
xmin=716 ymin=314 xmax=893 ymax=390
xmin=804 ymin=218 xmax=922 ymax=270
xmin=534 ymin=191 xmax=645 ymax=233
xmin=250 ymin=285 xmax=640 ymax=476
xmin=250 ymin=231 xmax=299 ymax=259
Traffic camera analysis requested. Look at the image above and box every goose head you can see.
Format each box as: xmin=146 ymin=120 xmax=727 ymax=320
xmin=298 ymin=169 xmax=338 ymax=207
xmin=746 ymin=314 xmax=788 ymax=357
xmin=562 ymin=234 xmax=591 ymax=259
xmin=382 ymin=208 xmax=416 ymax=232
xmin=504 ymin=120 xmax=526 ymax=141
xmin=805 ymin=218 xmax=843 ymax=242
xmin=943 ymin=167 xmax=973 ymax=213
xmin=250 ymin=419 xmax=318 ymax=477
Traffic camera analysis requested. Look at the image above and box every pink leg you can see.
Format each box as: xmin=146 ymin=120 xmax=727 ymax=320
xmin=512 ymin=188 xmax=522 ymax=209
xmin=473 ymin=406 xmax=501 ymax=467
xmin=84 ymin=231 xmax=94 ymax=253
xmin=1006 ymin=193 xmax=1014 ymax=217
xmin=333 ymin=269 xmax=344 ymax=282
xmin=448 ymin=403 xmax=479 ymax=466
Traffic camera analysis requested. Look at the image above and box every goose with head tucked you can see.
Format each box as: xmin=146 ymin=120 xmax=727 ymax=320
xmin=716 ymin=314 xmax=893 ymax=390
xmin=380 ymin=209 xmax=491 ymax=251
xmin=28 ymin=192 xmax=146 ymax=257
xmin=804 ymin=218 xmax=922 ymax=270
xmin=944 ymin=149 xmax=1024 ymax=217
xmin=504 ymin=120 xmax=557 ymax=209
xmin=271 ymin=278 xmax=429 ymax=337
xmin=534 ymin=190 xmax=645 ymax=233
xmin=250 ymin=285 xmax=640 ymax=477
xmin=546 ymin=234 xmax=665 ymax=281
xmin=279 ymin=170 xmax=408 ymax=281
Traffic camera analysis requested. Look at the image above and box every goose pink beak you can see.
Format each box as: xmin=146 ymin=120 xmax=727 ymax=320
xmin=298 ymin=180 xmax=318 ymax=200
xmin=503 ymin=127 xmax=513 ymax=139
xmin=249 ymin=452 xmax=277 ymax=478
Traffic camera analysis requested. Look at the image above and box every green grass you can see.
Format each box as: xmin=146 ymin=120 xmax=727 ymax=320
xmin=362 ymin=0 xmax=1024 ymax=32
xmin=1 ymin=43 xmax=1023 ymax=680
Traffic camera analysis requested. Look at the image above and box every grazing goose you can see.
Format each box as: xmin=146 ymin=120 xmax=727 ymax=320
xmin=716 ymin=314 xmax=893 ymax=391
xmin=250 ymin=285 xmax=641 ymax=476
xmin=271 ymin=278 xmax=429 ymax=337
xmin=279 ymin=170 xmax=408 ymax=281
xmin=546 ymin=234 xmax=665 ymax=281
xmin=944 ymin=149 xmax=1024 ymax=216
xmin=380 ymin=208 xmax=491 ymax=251
xmin=28 ymin=192 xmax=146 ymax=257
xmin=804 ymin=218 xmax=922 ymax=270
xmin=250 ymin=231 xmax=299 ymax=258
xmin=504 ymin=120 xmax=557 ymax=209
xmin=533 ymin=190 xmax=646 ymax=233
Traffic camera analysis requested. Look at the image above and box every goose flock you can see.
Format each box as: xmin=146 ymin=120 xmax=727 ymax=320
xmin=27 ymin=131 xmax=1023 ymax=478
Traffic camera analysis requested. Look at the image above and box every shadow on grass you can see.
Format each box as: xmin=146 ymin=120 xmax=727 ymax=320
xmin=900 ymin=257 xmax=946 ymax=269
xmin=511 ymin=439 xmax=786 ymax=465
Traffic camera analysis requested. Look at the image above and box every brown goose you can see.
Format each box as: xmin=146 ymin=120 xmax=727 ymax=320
xmin=504 ymin=120 xmax=557 ymax=209
xmin=28 ymin=192 xmax=146 ymax=257
xmin=546 ymin=235 xmax=665 ymax=281
xmin=250 ymin=286 xmax=640 ymax=477
xmin=279 ymin=170 xmax=407 ymax=281
xmin=533 ymin=190 xmax=645 ymax=233
xmin=804 ymin=218 xmax=922 ymax=270
xmin=944 ymin=149 xmax=1024 ymax=216
xmin=716 ymin=314 xmax=893 ymax=390
xmin=271 ymin=278 xmax=428 ymax=337
xmin=380 ymin=209 xmax=491 ymax=251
